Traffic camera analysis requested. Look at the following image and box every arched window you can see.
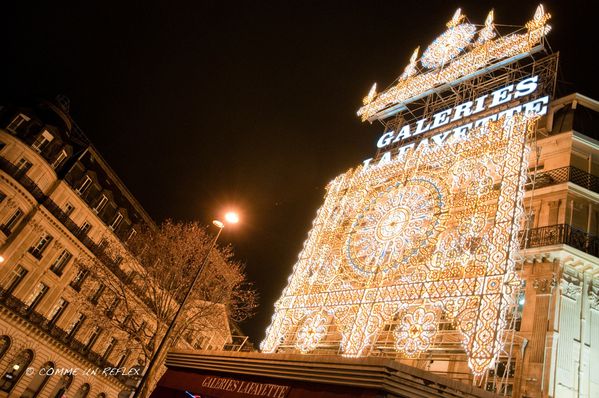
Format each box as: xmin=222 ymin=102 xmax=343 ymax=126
xmin=49 ymin=373 xmax=72 ymax=398
xmin=0 ymin=349 xmax=34 ymax=392
xmin=96 ymin=393 xmax=106 ymax=398
xmin=72 ymin=383 xmax=90 ymax=398
xmin=21 ymin=361 xmax=55 ymax=398
xmin=0 ymin=336 xmax=10 ymax=361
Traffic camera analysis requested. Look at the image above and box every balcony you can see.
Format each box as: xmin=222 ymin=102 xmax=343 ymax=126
xmin=529 ymin=166 xmax=599 ymax=194
xmin=0 ymin=288 xmax=130 ymax=384
xmin=521 ymin=224 xmax=599 ymax=257
xmin=44 ymin=200 xmax=129 ymax=282
xmin=0 ymin=156 xmax=46 ymax=202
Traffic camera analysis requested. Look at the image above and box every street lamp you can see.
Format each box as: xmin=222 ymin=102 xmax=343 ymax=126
xmin=131 ymin=213 xmax=239 ymax=398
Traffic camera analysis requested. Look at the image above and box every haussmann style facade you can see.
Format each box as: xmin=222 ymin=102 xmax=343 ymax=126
xmin=0 ymin=97 xmax=233 ymax=398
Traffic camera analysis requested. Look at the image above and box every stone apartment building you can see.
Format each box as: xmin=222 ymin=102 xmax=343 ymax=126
xmin=0 ymin=97 xmax=232 ymax=398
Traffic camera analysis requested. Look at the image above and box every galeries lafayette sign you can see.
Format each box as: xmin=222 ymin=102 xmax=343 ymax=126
xmin=193 ymin=376 xmax=290 ymax=398
xmin=363 ymin=75 xmax=548 ymax=169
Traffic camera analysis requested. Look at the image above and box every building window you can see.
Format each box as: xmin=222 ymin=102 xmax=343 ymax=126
xmin=69 ymin=268 xmax=88 ymax=292
xmin=114 ymin=255 xmax=123 ymax=267
xmin=106 ymin=297 xmax=120 ymax=318
xmin=6 ymin=113 xmax=30 ymax=133
xmin=0 ymin=349 xmax=33 ymax=392
xmin=89 ymin=283 xmax=105 ymax=305
xmin=102 ymin=338 xmax=117 ymax=360
xmin=126 ymin=228 xmax=137 ymax=242
xmin=0 ymin=336 xmax=10 ymax=362
xmin=98 ymin=238 xmax=108 ymax=250
xmin=30 ymin=130 xmax=54 ymax=153
xmin=79 ymin=221 xmax=92 ymax=236
xmin=63 ymin=202 xmax=75 ymax=217
xmin=50 ymin=249 xmax=73 ymax=276
xmin=76 ymin=176 xmax=92 ymax=195
xmin=0 ymin=191 xmax=6 ymax=202
xmin=48 ymin=298 xmax=69 ymax=325
xmin=116 ymin=349 xmax=130 ymax=368
xmin=66 ymin=313 xmax=86 ymax=338
xmin=28 ymin=233 xmax=53 ymax=259
xmin=48 ymin=374 xmax=72 ymax=398
xmin=72 ymin=383 xmax=90 ymax=398
xmin=15 ymin=158 xmax=33 ymax=177
xmin=110 ymin=212 xmax=123 ymax=231
xmin=24 ymin=282 xmax=49 ymax=311
xmin=1 ymin=208 xmax=24 ymax=236
xmin=121 ymin=314 xmax=132 ymax=328
xmin=21 ymin=360 xmax=54 ymax=398
xmin=85 ymin=326 xmax=102 ymax=350
xmin=126 ymin=270 xmax=138 ymax=284
xmin=94 ymin=195 xmax=108 ymax=214
xmin=4 ymin=265 xmax=28 ymax=295
xmin=137 ymin=320 xmax=147 ymax=335
xmin=52 ymin=150 xmax=68 ymax=169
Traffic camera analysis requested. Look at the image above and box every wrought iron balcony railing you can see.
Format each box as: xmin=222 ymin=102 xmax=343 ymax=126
xmin=0 ymin=156 xmax=46 ymax=202
xmin=0 ymin=288 xmax=129 ymax=384
xmin=44 ymin=200 xmax=129 ymax=282
xmin=529 ymin=166 xmax=599 ymax=194
xmin=521 ymin=224 xmax=599 ymax=257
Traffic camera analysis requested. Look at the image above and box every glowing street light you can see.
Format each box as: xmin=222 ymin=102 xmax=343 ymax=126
xmin=224 ymin=211 xmax=239 ymax=224
xmin=132 ymin=212 xmax=240 ymax=398
xmin=0 ymin=255 xmax=5 ymax=264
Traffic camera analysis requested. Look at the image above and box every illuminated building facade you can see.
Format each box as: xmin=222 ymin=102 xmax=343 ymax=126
xmin=0 ymin=98 xmax=232 ymax=398
xmin=257 ymin=6 xmax=599 ymax=398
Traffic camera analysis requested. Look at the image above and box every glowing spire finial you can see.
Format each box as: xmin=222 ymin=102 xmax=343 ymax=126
xmin=400 ymin=47 xmax=420 ymax=80
xmin=363 ymin=83 xmax=377 ymax=105
xmin=526 ymin=4 xmax=551 ymax=31
xmin=447 ymin=8 xmax=465 ymax=28
xmin=476 ymin=9 xmax=496 ymax=45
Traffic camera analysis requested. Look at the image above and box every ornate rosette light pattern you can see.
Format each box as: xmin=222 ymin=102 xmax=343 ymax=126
xmin=261 ymin=114 xmax=536 ymax=377
xmin=346 ymin=178 xmax=446 ymax=276
xmin=395 ymin=307 xmax=438 ymax=356
xmin=296 ymin=313 xmax=328 ymax=353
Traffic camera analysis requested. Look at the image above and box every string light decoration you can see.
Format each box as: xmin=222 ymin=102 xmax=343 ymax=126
xmin=261 ymin=113 xmax=537 ymax=376
xmin=357 ymin=5 xmax=551 ymax=122
xmin=394 ymin=307 xmax=438 ymax=357
xmin=420 ymin=9 xmax=476 ymax=69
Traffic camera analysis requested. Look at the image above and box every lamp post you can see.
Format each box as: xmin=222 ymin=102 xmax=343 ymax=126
xmin=131 ymin=213 xmax=239 ymax=398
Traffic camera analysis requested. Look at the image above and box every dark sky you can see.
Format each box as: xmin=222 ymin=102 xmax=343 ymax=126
xmin=2 ymin=0 xmax=597 ymax=344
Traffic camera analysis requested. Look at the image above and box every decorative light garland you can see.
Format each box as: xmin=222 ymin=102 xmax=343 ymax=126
xmin=357 ymin=5 xmax=551 ymax=121
xmin=261 ymin=113 xmax=537 ymax=375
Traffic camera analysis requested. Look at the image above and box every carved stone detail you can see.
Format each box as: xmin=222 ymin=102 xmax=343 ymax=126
xmin=29 ymin=219 xmax=44 ymax=234
xmin=5 ymin=197 xmax=18 ymax=210
xmin=589 ymin=291 xmax=599 ymax=311
xmin=533 ymin=275 xmax=556 ymax=294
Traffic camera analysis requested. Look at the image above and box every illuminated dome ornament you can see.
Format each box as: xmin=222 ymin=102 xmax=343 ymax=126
xmin=420 ymin=9 xmax=476 ymax=69
xmin=346 ymin=178 xmax=446 ymax=276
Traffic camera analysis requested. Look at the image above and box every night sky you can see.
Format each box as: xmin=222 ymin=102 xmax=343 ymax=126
xmin=2 ymin=0 xmax=597 ymax=344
